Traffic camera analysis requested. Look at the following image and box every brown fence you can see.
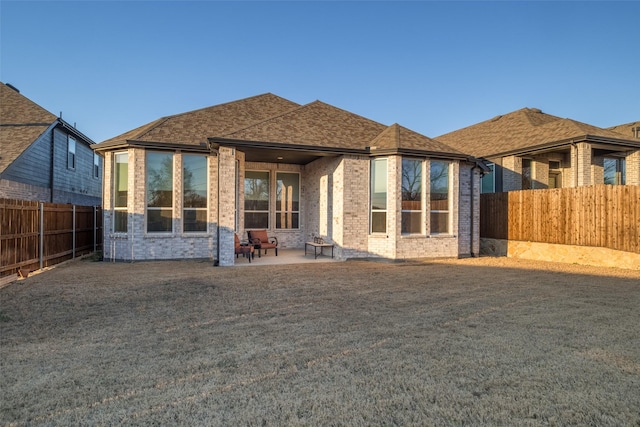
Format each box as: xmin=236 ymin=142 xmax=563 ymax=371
xmin=0 ymin=199 xmax=102 ymax=278
xmin=480 ymin=185 xmax=640 ymax=254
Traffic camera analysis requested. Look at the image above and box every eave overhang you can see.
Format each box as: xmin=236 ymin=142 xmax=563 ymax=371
xmin=209 ymin=137 xmax=370 ymax=164
xmin=487 ymin=135 xmax=640 ymax=159
xmin=92 ymin=139 xmax=211 ymax=153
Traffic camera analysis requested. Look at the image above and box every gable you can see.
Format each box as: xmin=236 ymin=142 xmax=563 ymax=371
xmin=0 ymin=82 xmax=58 ymax=174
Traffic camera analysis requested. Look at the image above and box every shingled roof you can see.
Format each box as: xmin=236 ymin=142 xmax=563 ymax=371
xmin=99 ymin=93 xmax=300 ymax=146
xmin=607 ymin=121 xmax=640 ymax=140
xmin=217 ymin=100 xmax=387 ymax=150
xmin=0 ymin=82 xmax=58 ymax=173
xmin=436 ymin=108 xmax=638 ymax=158
xmin=368 ymin=123 xmax=466 ymax=158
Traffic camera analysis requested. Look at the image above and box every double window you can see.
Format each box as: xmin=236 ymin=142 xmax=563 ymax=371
xmin=402 ymin=159 xmax=422 ymax=234
xmin=370 ymin=158 xmax=388 ymax=233
xmin=113 ymin=152 xmax=128 ymax=233
xmin=146 ymin=152 xmax=174 ymax=233
xmin=244 ymin=170 xmax=300 ymax=230
xmin=430 ymin=161 xmax=450 ymax=234
xmin=183 ymin=155 xmax=208 ymax=232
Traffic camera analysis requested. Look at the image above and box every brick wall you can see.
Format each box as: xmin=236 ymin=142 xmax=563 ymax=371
xmin=626 ymin=150 xmax=640 ymax=185
xmin=0 ymin=179 xmax=51 ymax=202
xmin=102 ymin=148 xmax=217 ymax=262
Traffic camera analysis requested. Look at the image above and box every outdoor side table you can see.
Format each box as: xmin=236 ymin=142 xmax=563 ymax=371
xmin=305 ymin=241 xmax=334 ymax=259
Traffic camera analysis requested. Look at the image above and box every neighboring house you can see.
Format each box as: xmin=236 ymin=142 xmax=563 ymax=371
xmin=93 ymin=93 xmax=486 ymax=265
xmin=436 ymin=108 xmax=640 ymax=193
xmin=0 ymin=82 xmax=102 ymax=205
xmin=607 ymin=121 xmax=640 ymax=140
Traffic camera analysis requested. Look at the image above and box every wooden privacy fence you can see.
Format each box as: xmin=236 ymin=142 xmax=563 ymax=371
xmin=0 ymin=199 xmax=102 ymax=278
xmin=480 ymin=185 xmax=640 ymax=254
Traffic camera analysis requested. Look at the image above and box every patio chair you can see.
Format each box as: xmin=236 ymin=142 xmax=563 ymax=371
xmin=247 ymin=229 xmax=278 ymax=257
xmin=234 ymin=233 xmax=254 ymax=262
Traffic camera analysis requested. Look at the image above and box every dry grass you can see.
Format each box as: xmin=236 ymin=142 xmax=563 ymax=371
xmin=1 ymin=257 xmax=639 ymax=426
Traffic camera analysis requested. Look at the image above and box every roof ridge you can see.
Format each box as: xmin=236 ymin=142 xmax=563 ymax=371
xmin=220 ymin=101 xmax=309 ymax=137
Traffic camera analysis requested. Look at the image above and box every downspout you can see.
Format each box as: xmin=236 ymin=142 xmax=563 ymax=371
xmin=470 ymin=164 xmax=478 ymax=257
xmin=216 ymin=153 xmax=220 ymax=266
xmin=50 ymin=127 xmax=55 ymax=202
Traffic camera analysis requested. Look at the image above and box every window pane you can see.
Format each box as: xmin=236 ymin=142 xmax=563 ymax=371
xmin=371 ymin=212 xmax=386 ymax=233
xmin=245 ymin=171 xmax=269 ymax=210
xmin=481 ymin=164 xmax=494 ymax=193
xmin=402 ymin=212 xmax=422 ymax=234
xmin=114 ymin=211 xmax=127 ymax=233
xmin=184 ymin=209 xmax=207 ymax=232
xmin=430 ymin=161 xmax=449 ymax=197
xmin=147 ymin=152 xmax=173 ymax=208
xmin=147 ymin=209 xmax=172 ymax=232
xmin=402 ymin=159 xmax=421 ymax=202
xmin=604 ymin=157 xmax=625 ymax=185
xmin=183 ymin=155 xmax=207 ymax=208
xmin=430 ymin=212 xmax=449 ymax=234
xmin=276 ymin=172 xmax=300 ymax=229
xmin=276 ymin=213 xmax=299 ymax=229
xmin=430 ymin=161 xmax=450 ymax=235
xmin=114 ymin=153 xmax=128 ymax=207
xmin=245 ymin=212 xmax=269 ymax=229
xmin=371 ymin=159 xmax=387 ymax=210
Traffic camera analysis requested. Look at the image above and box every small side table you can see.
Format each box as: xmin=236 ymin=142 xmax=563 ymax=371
xmin=305 ymin=241 xmax=334 ymax=259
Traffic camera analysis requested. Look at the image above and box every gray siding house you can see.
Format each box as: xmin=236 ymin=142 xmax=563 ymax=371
xmin=94 ymin=94 xmax=486 ymax=265
xmin=0 ymin=82 xmax=102 ymax=205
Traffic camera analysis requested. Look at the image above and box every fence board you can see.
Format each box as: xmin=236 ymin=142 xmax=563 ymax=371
xmin=0 ymin=199 xmax=102 ymax=277
xmin=480 ymin=185 xmax=640 ymax=254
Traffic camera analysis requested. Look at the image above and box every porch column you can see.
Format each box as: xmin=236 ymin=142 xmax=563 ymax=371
xmin=572 ymin=143 xmax=592 ymax=186
xmin=626 ymin=149 xmax=640 ymax=185
xmin=218 ymin=147 xmax=236 ymax=266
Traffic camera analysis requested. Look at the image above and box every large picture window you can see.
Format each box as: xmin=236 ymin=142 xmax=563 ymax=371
xmin=183 ymin=155 xmax=207 ymax=232
xmin=430 ymin=161 xmax=450 ymax=234
xmin=146 ymin=152 xmax=173 ymax=233
xmin=402 ymin=158 xmax=422 ymax=234
xmin=370 ymin=158 xmax=388 ymax=233
xmin=245 ymin=171 xmax=270 ymax=229
xmin=276 ymin=172 xmax=300 ymax=229
xmin=113 ymin=152 xmax=128 ymax=233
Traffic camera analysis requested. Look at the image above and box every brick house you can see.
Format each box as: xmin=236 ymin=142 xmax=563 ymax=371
xmin=0 ymin=82 xmax=102 ymax=205
xmin=93 ymin=94 xmax=486 ymax=265
xmin=436 ymin=108 xmax=640 ymax=192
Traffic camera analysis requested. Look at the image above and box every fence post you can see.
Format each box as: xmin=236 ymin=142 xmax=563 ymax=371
xmin=39 ymin=202 xmax=44 ymax=270
xmin=72 ymin=205 xmax=76 ymax=259
xmin=93 ymin=206 xmax=97 ymax=253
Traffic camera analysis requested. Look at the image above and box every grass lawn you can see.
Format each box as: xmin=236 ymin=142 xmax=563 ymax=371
xmin=1 ymin=257 xmax=639 ymax=426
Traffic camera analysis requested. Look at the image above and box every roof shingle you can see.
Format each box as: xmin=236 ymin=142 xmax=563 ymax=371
xmin=0 ymin=82 xmax=58 ymax=173
xmin=437 ymin=107 xmax=637 ymax=158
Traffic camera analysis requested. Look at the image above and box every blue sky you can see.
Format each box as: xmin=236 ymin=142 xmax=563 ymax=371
xmin=1 ymin=1 xmax=639 ymax=143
